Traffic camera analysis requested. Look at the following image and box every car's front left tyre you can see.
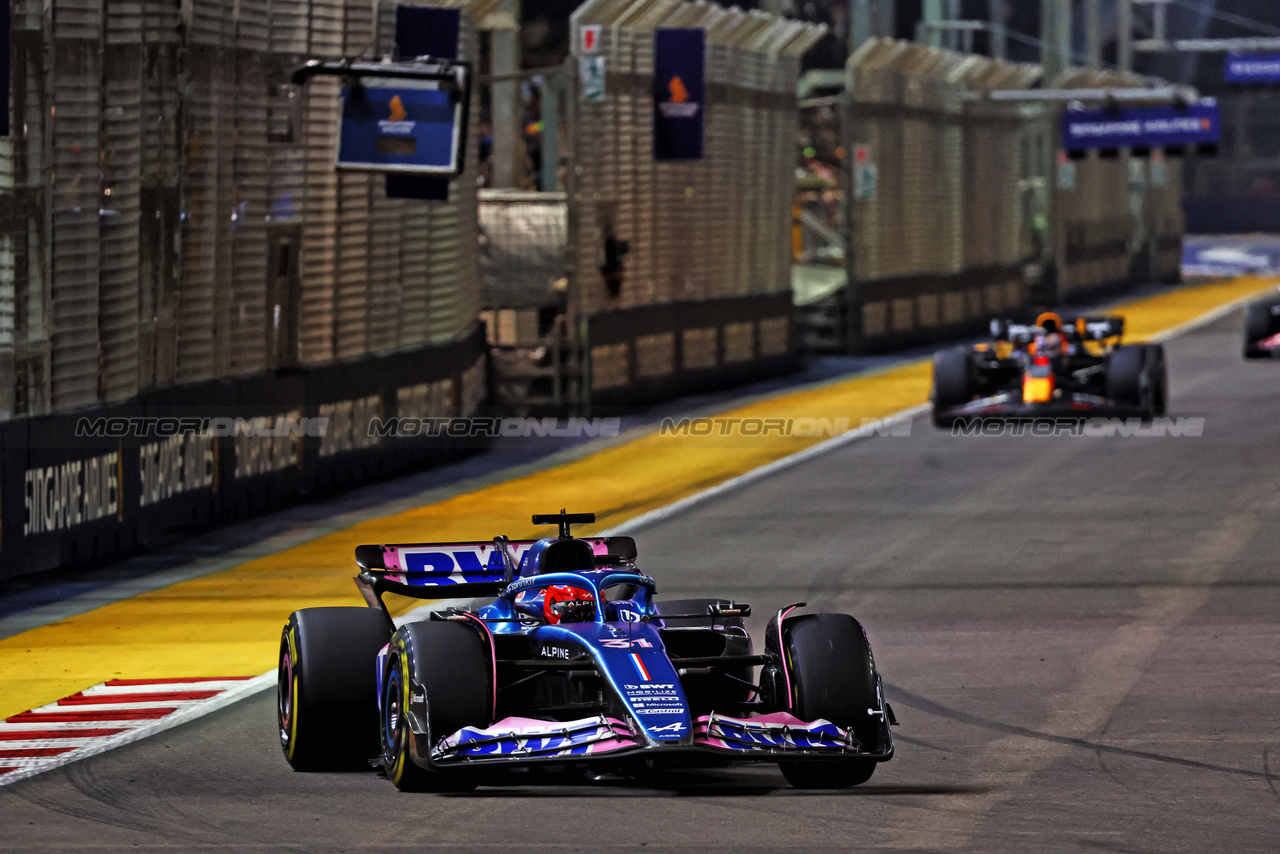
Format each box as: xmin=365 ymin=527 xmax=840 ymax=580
xmin=767 ymin=612 xmax=884 ymax=789
xmin=278 ymin=607 xmax=392 ymax=771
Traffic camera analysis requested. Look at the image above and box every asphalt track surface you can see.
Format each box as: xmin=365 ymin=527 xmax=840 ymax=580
xmin=3 ymin=310 xmax=1280 ymax=852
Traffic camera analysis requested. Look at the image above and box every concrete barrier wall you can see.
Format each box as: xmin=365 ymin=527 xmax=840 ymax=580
xmin=582 ymin=293 xmax=797 ymax=412
xmin=0 ymin=326 xmax=488 ymax=581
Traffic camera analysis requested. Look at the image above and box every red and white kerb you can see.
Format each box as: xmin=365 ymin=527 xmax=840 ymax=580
xmin=0 ymin=676 xmax=270 ymax=786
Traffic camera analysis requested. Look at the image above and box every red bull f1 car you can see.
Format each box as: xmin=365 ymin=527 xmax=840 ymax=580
xmin=931 ymin=312 xmax=1168 ymax=428
xmin=1243 ymin=291 xmax=1280 ymax=358
xmin=277 ymin=511 xmax=896 ymax=790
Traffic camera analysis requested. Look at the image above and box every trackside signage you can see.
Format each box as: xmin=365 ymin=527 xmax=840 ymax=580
xmin=23 ymin=452 xmax=121 ymax=535
xmin=138 ymin=433 xmax=215 ymax=507
xmin=653 ymin=28 xmax=704 ymax=161
xmin=337 ymin=80 xmax=463 ymax=174
xmin=1062 ymin=101 xmax=1220 ymax=152
xmin=1225 ymin=53 xmax=1280 ymax=84
xmin=386 ymin=4 xmax=463 ymax=200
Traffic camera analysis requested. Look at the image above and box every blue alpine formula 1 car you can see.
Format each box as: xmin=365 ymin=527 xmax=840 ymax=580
xmin=277 ymin=511 xmax=896 ymax=790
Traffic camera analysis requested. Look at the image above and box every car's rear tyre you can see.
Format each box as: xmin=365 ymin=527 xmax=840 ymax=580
xmin=1106 ymin=344 xmax=1165 ymax=420
xmin=932 ymin=348 xmax=972 ymax=428
xmin=382 ymin=621 xmax=490 ymax=792
xmin=1244 ymin=301 xmax=1278 ymax=358
xmin=767 ymin=612 xmax=882 ymax=789
xmin=278 ymin=607 xmax=392 ymax=771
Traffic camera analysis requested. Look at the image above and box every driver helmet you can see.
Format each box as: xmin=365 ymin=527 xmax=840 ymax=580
xmin=1034 ymin=312 xmax=1064 ymax=357
xmin=543 ymin=584 xmax=597 ymax=624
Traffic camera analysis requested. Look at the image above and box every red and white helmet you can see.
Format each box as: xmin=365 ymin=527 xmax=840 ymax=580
xmin=543 ymin=584 xmax=597 ymax=624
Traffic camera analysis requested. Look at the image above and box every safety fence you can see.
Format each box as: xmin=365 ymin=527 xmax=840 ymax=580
xmin=1052 ymin=69 xmax=1184 ymax=300
xmin=477 ymin=190 xmax=575 ymax=413
xmin=0 ymin=0 xmax=498 ymax=579
xmin=0 ymin=326 xmax=487 ymax=581
xmin=479 ymin=190 xmax=569 ymax=317
xmin=0 ymin=0 xmax=485 ymax=421
xmin=1182 ymin=88 xmax=1280 ymax=235
xmin=802 ymin=40 xmax=1187 ymax=353
xmin=563 ymin=0 xmax=823 ymax=405
xmin=829 ymin=40 xmax=1039 ymax=352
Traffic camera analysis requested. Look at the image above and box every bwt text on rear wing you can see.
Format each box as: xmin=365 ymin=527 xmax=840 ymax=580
xmin=352 ymin=536 xmax=638 ymax=606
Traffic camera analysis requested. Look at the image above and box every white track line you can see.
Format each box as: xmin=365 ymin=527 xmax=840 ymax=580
xmin=1147 ymin=286 xmax=1277 ymax=343
xmin=607 ymin=286 xmax=1275 ymax=535
xmin=603 ymin=405 xmax=930 ymax=536
xmin=2 ymin=283 xmax=1267 ymax=786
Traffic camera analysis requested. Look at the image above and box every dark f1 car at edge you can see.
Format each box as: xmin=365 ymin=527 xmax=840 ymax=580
xmin=1243 ymin=289 xmax=1280 ymax=358
xmin=931 ymin=311 xmax=1168 ymax=428
xmin=277 ymin=511 xmax=896 ymax=790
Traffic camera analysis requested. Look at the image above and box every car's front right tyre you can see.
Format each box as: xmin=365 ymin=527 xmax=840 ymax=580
xmin=381 ymin=621 xmax=490 ymax=792
xmin=932 ymin=348 xmax=973 ymax=429
xmin=1244 ymin=301 xmax=1278 ymax=359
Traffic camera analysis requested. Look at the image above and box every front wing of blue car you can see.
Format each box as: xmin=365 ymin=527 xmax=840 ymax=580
xmin=428 ymin=710 xmax=893 ymax=767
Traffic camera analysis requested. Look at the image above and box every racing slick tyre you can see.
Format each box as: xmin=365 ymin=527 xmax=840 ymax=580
xmin=381 ymin=621 xmax=490 ymax=792
xmin=1106 ymin=344 xmax=1165 ymax=420
xmin=931 ymin=348 xmax=972 ymax=429
xmin=767 ymin=613 xmax=882 ymax=789
xmin=1244 ymin=301 xmax=1278 ymax=359
xmin=278 ymin=607 xmax=393 ymax=771
xmin=1145 ymin=344 xmax=1168 ymax=417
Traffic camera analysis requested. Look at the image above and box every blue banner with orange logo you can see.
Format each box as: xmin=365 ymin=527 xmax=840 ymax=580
xmin=337 ymin=81 xmax=462 ymax=174
xmin=653 ymin=28 xmax=704 ymax=161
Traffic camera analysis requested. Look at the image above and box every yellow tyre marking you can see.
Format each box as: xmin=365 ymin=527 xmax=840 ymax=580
xmin=285 ymin=625 xmax=299 ymax=762
xmin=389 ymin=651 xmax=411 ymax=785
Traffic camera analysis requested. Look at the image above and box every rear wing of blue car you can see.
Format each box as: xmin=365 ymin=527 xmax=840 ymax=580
xmin=353 ymin=537 xmax=638 ymax=604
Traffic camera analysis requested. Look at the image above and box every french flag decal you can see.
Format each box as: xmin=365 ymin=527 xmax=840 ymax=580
xmin=630 ymin=653 xmax=651 ymax=682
